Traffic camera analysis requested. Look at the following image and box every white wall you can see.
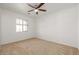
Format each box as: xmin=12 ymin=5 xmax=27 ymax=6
xmin=0 ymin=17 xmax=1 ymax=43
xmin=0 ymin=8 xmax=35 ymax=45
xmin=0 ymin=14 xmax=1 ymax=44
xmin=77 ymin=5 xmax=79 ymax=49
xmin=37 ymin=7 xmax=78 ymax=48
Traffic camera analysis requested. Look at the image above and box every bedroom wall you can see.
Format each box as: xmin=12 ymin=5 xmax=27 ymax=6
xmin=77 ymin=5 xmax=79 ymax=49
xmin=0 ymin=17 xmax=1 ymax=45
xmin=37 ymin=7 xmax=78 ymax=48
xmin=0 ymin=8 xmax=35 ymax=45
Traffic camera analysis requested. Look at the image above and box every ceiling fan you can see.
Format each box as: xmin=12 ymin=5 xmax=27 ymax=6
xmin=27 ymin=3 xmax=47 ymax=14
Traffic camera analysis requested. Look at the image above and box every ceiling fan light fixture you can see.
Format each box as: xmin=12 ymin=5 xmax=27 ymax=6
xmin=35 ymin=9 xmax=38 ymax=12
xmin=27 ymin=3 xmax=46 ymax=15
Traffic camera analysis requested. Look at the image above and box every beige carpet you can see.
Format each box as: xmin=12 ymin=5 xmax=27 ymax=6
xmin=0 ymin=38 xmax=78 ymax=55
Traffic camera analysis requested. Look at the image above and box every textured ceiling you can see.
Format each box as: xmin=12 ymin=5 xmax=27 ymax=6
xmin=0 ymin=3 xmax=77 ymax=19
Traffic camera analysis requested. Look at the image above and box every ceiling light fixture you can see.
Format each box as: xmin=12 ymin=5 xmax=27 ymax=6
xmin=34 ymin=9 xmax=38 ymax=12
xmin=27 ymin=3 xmax=46 ymax=15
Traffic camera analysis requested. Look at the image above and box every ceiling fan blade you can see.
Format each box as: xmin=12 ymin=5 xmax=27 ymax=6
xmin=36 ymin=12 xmax=38 ymax=14
xmin=39 ymin=9 xmax=46 ymax=12
xmin=27 ymin=4 xmax=35 ymax=8
xmin=28 ymin=9 xmax=34 ymax=12
xmin=36 ymin=3 xmax=45 ymax=9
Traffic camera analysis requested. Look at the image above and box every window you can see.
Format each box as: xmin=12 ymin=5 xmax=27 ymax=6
xmin=16 ymin=18 xmax=27 ymax=32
